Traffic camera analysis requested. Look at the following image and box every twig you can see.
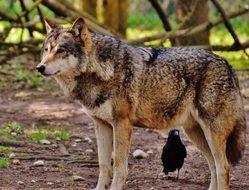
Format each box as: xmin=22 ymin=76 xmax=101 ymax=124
xmin=127 ymin=5 xmax=249 ymax=46
xmin=178 ymin=0 xmax=198 ymax=29
xmin=0 ymin=11 xmax=15 ymax=21
xmin=19 ymin=0 xmax=42 ymax=18
xmin=0 ymin=137 xmax=27 ymax=147
xmin=210 ymin=0 xmax=241 ymax=49
xmin=19 ymin=0 xmax=33 ymax=37
xmin=163 ymin=40 xmax=249 ymax=51
xmin=0 ymin=70 xmax=15 ymax=76
xmin=16 ymin=155 xmax=71 ymax=161
xmin=34 ymin=0 xmax=46 ymax=33
xmin=148 ymin=0 xmax=176 ymax=45
xmin=41 ymin=0 xmax=116 ymax=36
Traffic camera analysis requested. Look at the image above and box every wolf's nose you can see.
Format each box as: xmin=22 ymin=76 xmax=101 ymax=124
xmin=36 ymin=65 xmax=45 ymax=73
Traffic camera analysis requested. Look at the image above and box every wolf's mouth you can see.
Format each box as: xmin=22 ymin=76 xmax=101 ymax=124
xmin=42 ymin=70 xmax=60 ymax=77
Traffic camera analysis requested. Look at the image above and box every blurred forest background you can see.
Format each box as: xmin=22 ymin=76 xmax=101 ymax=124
xmin=0 ymin=0 xmax=249 ymax=88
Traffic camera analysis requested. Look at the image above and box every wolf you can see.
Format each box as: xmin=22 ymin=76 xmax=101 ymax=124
xmin=37 ymin=17 xmax=246 ymax=190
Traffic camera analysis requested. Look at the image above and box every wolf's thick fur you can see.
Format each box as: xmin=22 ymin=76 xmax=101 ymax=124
xmin=37 ymin=18 xmax=246 ymax=190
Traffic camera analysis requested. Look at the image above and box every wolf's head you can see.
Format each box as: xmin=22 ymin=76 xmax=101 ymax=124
xmin=37 ymin=18 xmax=92 ymax=77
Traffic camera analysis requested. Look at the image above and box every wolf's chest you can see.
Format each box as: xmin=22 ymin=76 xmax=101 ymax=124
xmin=81 ymin=100 xmax=113 ymax=123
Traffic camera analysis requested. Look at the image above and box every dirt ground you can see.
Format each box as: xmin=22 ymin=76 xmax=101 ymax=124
xmin=0 ymin=72 xmax=249 ymax=190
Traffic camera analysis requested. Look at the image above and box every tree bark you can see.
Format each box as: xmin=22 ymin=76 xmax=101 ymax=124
xmin=83 ymin=0 xmax=97 ymax=17
xmin=103 ymin=0 xmax=128 ymax=36
xmin=176 ymin=0 xmax=209 ymax=46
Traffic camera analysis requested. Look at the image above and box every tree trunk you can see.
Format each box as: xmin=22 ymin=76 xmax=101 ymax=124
xmin=73 ymin=0 xmax=97 ymax=18
xmin=83 ymin=0 xmax=97 ymax=17
xmin=176 ymin=0 xmax=210 ymax=46
xmin=103 ymin=0 xmax=128 ymax=37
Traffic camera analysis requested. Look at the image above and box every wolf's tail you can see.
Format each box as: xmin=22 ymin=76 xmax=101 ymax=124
xmin=226 ymin=118 xmax=247 ymax=166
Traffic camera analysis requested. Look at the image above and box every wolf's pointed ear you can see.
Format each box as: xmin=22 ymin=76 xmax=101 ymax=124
xmin=70 ymin=17 xmax=92 ymax=53
xmin=44 ymin=18 xmax=58 ymax=34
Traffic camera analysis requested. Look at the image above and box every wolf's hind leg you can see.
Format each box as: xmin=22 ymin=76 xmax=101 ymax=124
xmin=94 ymin=118 xmax=113 ymax=190
xmin=199 ymin=120 xmax=230 ymax=190
xmin=183 ymin=117 xmax=217 ymax=190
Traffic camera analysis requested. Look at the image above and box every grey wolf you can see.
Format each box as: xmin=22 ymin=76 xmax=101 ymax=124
xmin=37 ymin=17 xmax=246 ymax=190
xmin=161 ymin=129 xmax=187 ymax=180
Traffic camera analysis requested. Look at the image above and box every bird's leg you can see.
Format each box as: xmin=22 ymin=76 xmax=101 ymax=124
xmin=176 ymin=169 xmax=179 ymax=180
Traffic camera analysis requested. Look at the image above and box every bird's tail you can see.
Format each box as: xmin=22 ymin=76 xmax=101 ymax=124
xmin=226 ymin=118 xmax=246 ymax=166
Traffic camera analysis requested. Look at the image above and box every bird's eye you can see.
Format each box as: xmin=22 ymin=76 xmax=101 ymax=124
xmin=44 ymin=47 xmax=48 ymax=51
xmin=57 ymin=48 xmax=65 ymax=54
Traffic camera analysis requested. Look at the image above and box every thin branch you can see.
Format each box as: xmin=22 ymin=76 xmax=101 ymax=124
xmin=211 ymin=40 xmax=249 ymax=51
xmin=210 ymin=0 xmax=241 ymax=48
xmin=19 ymin=0 xmax=33 ymax=37
xmin=127 ymin=5 xmax=249 ymax=46
xmin=167 ymin=40 xmax=249 ymax=51
xmin=19 ymin=0 xmax=42 ymax=18
xmin=0 ymin=11 xmax=15 ymax=21
xmin=148 ymin=0 xmax=176 ymax=45
xmin=34 ymin=0 xmax=46 ymax=33
xmin=41 ymin=0 xmax=116 ymax=36
xmin=0 ymin=70 xmax=15 ymax=76
xmin=0 ymin=137 xmax=27 ymax=147
xmin=178 ymin=0 xmax=198 ymax=29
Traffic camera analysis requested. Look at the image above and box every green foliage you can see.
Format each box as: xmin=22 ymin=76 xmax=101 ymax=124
xmin=0 ymin=130 xmax=17 ymax=141
xmin=0 ymin=121 xmax=24 ymax=141
xmin=27 ymin=75 xmax=43 ymax=89
xmin=0 ymin=61 xmax=43 ymax=89
xmin=55 ymin=130 xmax=72 ymax=141
xmin=28 ymin=130 xmax=48 ymax=143
xmin=128 ymin=12 xmax=163 ymax=30
xmin=4 ymin=121 xmax=24 ymax=134
xmin=57 ymin=163 xmax=65 ymax=172
xmin=0 ymin=156 xmax=9 ymax=168
xmin=0 ymin=146 xmax=12 ymax=154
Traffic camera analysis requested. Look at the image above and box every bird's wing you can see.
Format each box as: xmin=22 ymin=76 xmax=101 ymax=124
xmin=183 ymin=145 xmax=187 ymax=158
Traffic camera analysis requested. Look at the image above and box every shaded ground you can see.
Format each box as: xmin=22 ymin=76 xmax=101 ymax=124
xmin=0 ymin=72 xmax=249 ymax=190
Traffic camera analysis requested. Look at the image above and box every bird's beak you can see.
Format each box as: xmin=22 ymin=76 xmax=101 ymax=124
xmin=173 ymin=130 xmax=179 ymax=136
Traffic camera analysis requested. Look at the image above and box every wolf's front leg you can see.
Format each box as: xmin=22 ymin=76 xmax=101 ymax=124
xmin=110 ymin=118 xmax=132 ymax=190
xmin=94 ymin=118 xmax=113 ymax=190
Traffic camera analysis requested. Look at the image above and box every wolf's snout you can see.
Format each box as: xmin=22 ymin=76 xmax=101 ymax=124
xmin=36 ymin=65 xmax=46 ymax=73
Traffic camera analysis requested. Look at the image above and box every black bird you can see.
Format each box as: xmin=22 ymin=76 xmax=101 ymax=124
xmin=161 ymin=129 xmax=187 ymax=180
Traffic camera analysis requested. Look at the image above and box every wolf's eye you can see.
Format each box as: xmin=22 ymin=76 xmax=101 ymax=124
xmin=57 ymin=48 xmax=65 ymax=54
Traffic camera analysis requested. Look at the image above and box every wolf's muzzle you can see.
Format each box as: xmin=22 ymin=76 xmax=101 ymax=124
xmin=36 ymin=65 xmax=46 ymax=74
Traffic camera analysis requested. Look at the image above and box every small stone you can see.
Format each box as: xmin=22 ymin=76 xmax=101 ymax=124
xmin=12 ymin=159 xmax=20 ymax=165
xmin=9 ymin=153 xmax=15 ymax=159
xmin=47 ymin=182 xmax=54 ymax=185
xmin=40 ymin=139 xmax=51 ymax=145
xmin=17 ymin=181 xmax=24 ymax=185
xmin=158 ymin=172 xmax=166 ymax=178
xmin=31 ymin=180 xmax=36 ymax=183
xmin=84 ymin=137 xmax=92 ymax=143
xmin=71 ymin=143 xmax=77 ymax=147
xmin=71 ymin=175 xmax=85 ymax=181
xmin=11 ymin=132 xmax=17 ymax=136
xmin=147 ymin=150 xmax=153 ymax=154
xmin=52 ymin=144 xmax=58 ymax=148
xmin=33 ymin=160 xmax=45 ymax=166
xmin=132 ymin=149 xmax=148 ymax=159
xmin=87 ymin=123 xmax=94 ymax=129
xmin=74 ymin=138 xmax=82 ymax=143
xmin=85 ymin=149 xmax=93 ymax=153
xmin=59 ymin=144 xmax=69 ymax=156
